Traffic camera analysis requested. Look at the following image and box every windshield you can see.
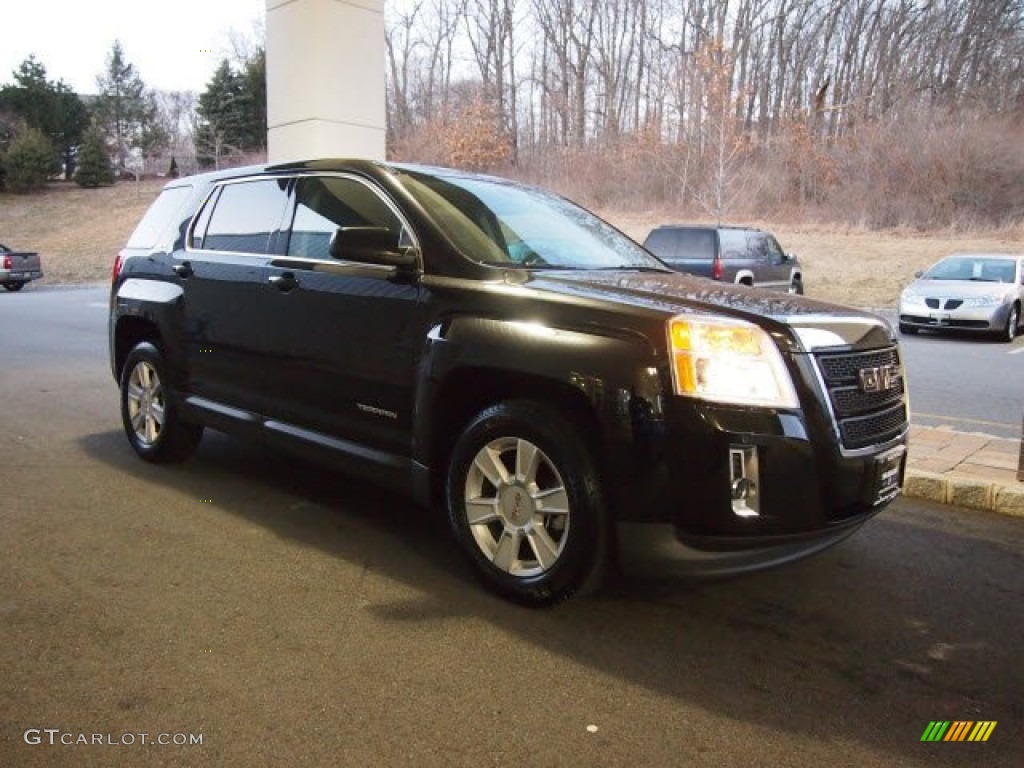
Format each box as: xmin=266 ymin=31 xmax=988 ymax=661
xmin=396 ymin=169 xmax=667 ymax=271
xmin=923 ymin=256 xmax=1016 ymax=283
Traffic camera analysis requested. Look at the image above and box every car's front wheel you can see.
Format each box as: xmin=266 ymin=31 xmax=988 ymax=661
xmin=2 ymin=281 xmax=26 ymax=292
xmin=120 ymin=342 xmax=203 ymax=462
xmin=446 ymin=401 xmax=608 ymax=606
xmin=789 ymin=277 xmax=804 ymax=295
xmin=899 ymin=322 xmax=919 ymax=336
xmin=1001 ymin=304 xmax=1019 ymax=343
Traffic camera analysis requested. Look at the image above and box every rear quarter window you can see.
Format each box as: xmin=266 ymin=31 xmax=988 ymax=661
xmin=673 ymin=228 xmax=716 ymax=260
xmin=126 ymin=185 xmax=193 ymax=249
xmin=643 ymin=229 xmax=679 ymax=260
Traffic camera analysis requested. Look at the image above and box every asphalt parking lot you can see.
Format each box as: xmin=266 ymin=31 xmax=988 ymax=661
xmin=2 ymin=287 xmax=1022 ymax=767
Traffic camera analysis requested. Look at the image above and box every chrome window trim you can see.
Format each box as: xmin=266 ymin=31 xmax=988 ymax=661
xmin=184 ymin=174 xmax=291 ymax=259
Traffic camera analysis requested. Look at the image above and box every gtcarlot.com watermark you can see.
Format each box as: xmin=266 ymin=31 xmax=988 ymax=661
xmin=24 ymin=728 xmax=203 ymax=747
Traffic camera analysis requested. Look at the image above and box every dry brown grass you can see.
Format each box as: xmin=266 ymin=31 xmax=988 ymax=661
xmin=607 ymin=211 xmax=1024 ymax=308
xmin=2 ymin=181 xmax=1021 ymax=308
xmin=0 ymin=179 xmax=165 ymax=284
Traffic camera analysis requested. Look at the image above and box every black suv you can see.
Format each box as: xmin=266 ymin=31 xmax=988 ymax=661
xmin=644 ymin=225 xmax=804 ymax=294
xmin=110 ymin=160 xmax=907 ymax=605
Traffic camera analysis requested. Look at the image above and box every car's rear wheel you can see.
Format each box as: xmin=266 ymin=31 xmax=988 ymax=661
xmin=1001 ymin=304 xmax=1020 ymax=343
xmin=446 ymin=400 xmax=608 ymax=606
xmin=120 ymin=342 xmax=203 ymax=462
xmin=2 ymin=281 xmax=25 ymax=292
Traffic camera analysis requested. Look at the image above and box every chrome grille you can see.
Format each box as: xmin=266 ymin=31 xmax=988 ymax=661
xmin=814 ymin=345 xmax=908 ymax=450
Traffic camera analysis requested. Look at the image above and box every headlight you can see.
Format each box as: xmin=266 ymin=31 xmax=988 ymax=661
xmin=900 ymin=289 xmax=925 ymax=306
xmin=961 ymin=295 xmax=1002 ymax=308
xmin=668 ymin=315 xmax=798 ymax=409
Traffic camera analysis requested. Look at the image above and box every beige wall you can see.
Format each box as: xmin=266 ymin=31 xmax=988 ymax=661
xmin=266 ymin=0 xmax=386 ymax=163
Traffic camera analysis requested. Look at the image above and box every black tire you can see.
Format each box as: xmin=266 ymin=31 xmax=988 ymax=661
xmin=445 ymin=400 xmax=608 ymax=606
xmin=119 ymin=342 xmax=203 ymax=462
xmin=899 ymin=323 xmax=919 ymax=336
xmin=789 ymin=277 xmax=804 ymax=295
xmin=1001 ymin=304 xmax=1019 ymax=343
xmin=2 ymin=281 xmax=25 ymax=292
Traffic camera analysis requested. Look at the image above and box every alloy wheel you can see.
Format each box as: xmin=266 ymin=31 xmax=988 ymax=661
xmin=462 ymin=437 xmax=571 ymax=577
xmin=126 ymin=361 xmax=165 ymax=446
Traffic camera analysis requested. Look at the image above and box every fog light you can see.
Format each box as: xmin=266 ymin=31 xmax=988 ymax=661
xmin=729 ymin=446 xmax=760 ymax=518
xmin=731 ymin=477 xmax=752 ymax=500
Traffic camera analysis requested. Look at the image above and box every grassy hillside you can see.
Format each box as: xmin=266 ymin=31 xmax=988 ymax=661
xmin=2 ymin=179 xmax=1021 ymax=307
xmin=1 ymin=179 xmax=165 ymax=284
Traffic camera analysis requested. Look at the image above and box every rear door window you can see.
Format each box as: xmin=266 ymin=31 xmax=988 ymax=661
xmin=197 ymin=179 xmax=289 ymax=254
xmin=643 ymin=229 xmax=679 ymax=260
xmin=718 ymin=230 xmax=748 ymax=259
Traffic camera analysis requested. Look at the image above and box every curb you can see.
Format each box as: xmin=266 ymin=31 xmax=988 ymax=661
xmin=903 ymin=469 xmax=1024 ymax=517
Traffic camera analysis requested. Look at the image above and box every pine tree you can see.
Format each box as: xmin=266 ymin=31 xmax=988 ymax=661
xmin=74 ymin=128 xmax=114 ymax=188
xmin=93 ymin=40 xmax=148 ymax=171
xmin=0 ymin=56 xmax=89 ymax=179
xmin=239 ymin=47 xmax=267 ymax=151
xmin=2 ymin=127 xmax=57 ymax=192
xmin=195 ymin=60 xmax=251 ymax=168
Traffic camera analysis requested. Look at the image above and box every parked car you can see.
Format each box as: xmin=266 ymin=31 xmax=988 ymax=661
xmin=0 ymin=243 xmax=43 ymax=291
xmin=109 ymin=161 xmax=908 ymax=605
xmin=898 ymin=253 xmax=1023 ymax=342
xmin=643 ymin=225 xmax=804 ymax=294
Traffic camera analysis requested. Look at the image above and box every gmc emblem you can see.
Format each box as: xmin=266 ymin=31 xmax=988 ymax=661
xmin=858 ymin=364 xmax=900 ymax=394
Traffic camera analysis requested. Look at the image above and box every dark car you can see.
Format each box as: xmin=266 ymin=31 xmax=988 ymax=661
xmin=0 ymin=243 xmax=43 ymax=291
xmin=644 ymin=225 xmax=804 ymax=294
xmin=109 ymin=160 xmax=908 ymax=605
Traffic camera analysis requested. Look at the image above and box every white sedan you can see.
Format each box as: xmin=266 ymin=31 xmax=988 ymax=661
xmin=898 ymin=253 xmax=1023 ymax=342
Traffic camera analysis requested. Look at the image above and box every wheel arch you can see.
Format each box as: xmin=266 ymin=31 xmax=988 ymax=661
xmin=424 ymin=367 xmax=608 ymax=505
xmin=734 ymin=270 xmax=755 ymax=286
xmin=113 ymin=315 xmax=163 ymax=381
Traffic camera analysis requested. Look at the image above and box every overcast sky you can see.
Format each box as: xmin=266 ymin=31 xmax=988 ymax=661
xmin=0 ymin=0 xmax=266 ymax=95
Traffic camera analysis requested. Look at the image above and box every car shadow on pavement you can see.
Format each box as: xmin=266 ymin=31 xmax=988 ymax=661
xmin=77 ymin=428 xmax=1024 ymax=765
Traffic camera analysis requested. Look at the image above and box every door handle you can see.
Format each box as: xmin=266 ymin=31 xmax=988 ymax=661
xmin=172 ymin=261 xmax=193 ymax=278
xmin=268 ymin=272 xmax=298 ymax=292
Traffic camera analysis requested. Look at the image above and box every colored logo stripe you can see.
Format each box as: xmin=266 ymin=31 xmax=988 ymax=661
xmin=968 ymin=722 xmax=997 ymax=742
xmin=921 ymin=721 xmax=996 ymax=742
xmin=944 ymin=721 xmax=973 ymax=741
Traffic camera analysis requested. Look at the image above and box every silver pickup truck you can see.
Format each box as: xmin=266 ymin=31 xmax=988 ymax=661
xmin=0 ymin=243 xmax=43 ymax=291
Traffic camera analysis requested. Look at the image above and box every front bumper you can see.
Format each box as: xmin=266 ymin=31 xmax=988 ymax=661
xmin=898 ymin=301 xmax=1012 ymax=332
xmin=609 ymin=396 xmax=907 ymax=577
xmin=617 ymin=510 xmax=876 ymax=579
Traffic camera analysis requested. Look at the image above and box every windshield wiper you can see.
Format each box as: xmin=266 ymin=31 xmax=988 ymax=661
xmin=590 ymin=265 xmax=673 ymax=273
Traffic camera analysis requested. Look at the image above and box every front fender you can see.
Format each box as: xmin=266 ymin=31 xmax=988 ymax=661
xmin=412 ymin=315 xmax=668 ymax=473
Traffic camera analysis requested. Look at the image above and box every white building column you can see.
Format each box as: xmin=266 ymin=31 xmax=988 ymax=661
xmin=266 ymin=0 xmax=386 ymax=163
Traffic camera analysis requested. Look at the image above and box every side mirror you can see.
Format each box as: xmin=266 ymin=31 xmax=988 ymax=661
xmin=329 ymin=226 xmax=418 ymax=270
xmin=785 ymin=252 xmax=797 ymax=262
xmin=914 ymin=271 xmax=923 ymax=278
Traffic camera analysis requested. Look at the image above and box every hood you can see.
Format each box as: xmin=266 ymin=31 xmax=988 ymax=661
xmin=524 ymin=269 xmax=893 ymax=351
xmin=906 ymin=278 xmax=1017 ymax=300
xmin=528 ymin=270 xmax=833 ymax=317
